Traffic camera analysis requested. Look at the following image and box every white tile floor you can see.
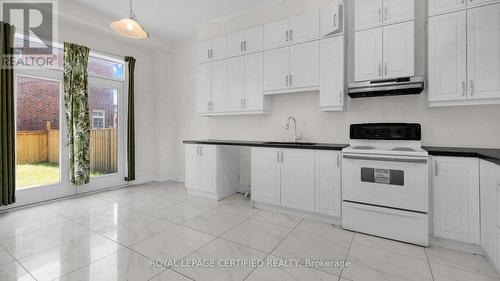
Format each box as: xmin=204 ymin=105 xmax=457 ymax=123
xmin=0 ymin=181 xmax=499 ymax=281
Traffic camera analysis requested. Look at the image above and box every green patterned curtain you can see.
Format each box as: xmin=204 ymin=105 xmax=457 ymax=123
xmin=0 ymin=22 xmax=16 ymax=206
xmin=125 ymin=56 xmax=136 ymax=182
xmin=64 ymin=42 xmax=90 ymax=186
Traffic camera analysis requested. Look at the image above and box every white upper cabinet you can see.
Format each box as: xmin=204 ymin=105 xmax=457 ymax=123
xmin=244 ymin=52 xmax=264 ymax=111
xmin=281 ymin=149 xmax=315 ymax=212
xmin=210 ymin=60 xmax=227 ymax=113
xmin=197 ymin=36 xmax=227 ymax=64
xmin=355 ymin=0 xmax=383 ymax=31
xmin=355 ymin=28 xmax=383 ymax=81
xmin=467 ymin=4 xmax=500 ymax=100
xmin=429 ymin=0 xmax=498 ymax=15
xmin=196 ymin=64 xmax=211 ymax=113
xmin=264 ymin=10 xmax=319 ymax=50
xmin=227 ymin=26 xmax=263 ymax=57
xmin=428 ymin=0 xmax=466 ymax=16
xmin=428 ymin=11 xmax=467 ymax=102
xmin=264 ymin=46 xmax=290 ymax=91
xmin=383 ymin=21 xmax=414 ymax=79
xmin=288 ymin=10 xmax=320 ymax=45
xmin=315 ymin=151 xmax=342 ymax=217
xmin=264 ymin=19 xmax=290 ymax=49
xmin=227 ymin=56 xmax=245 ymax=111
xmin=320 ymin=0 xmax=344 ymax=36
xmin=289 ymin=40 xmax=320 ymax=89
xmin=320 ymin=36 xmax=345 ymax=111
xmin=355 ymin=0 xmax=414 ymax=30
xmin=227 ymin=31 xmax=246 ymax=58
xmin=383 ymin=0 xmax=414 ymax=25
xmin=432 ymin=157 xmax=480 ymax=244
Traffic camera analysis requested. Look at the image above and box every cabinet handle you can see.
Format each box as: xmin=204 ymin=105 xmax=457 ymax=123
xmin=277 ymin=152 xmax=280 ymax=163
xmin=207 ymin=49 xmax=210 ymax=59
xmin=334 ymin=14 xmax=338 ymax=27
xmin=280 ymin=152 xmax=284 ymax=163
xmin=286 ymin=30 xmax=289 ymax=42
xmin=378 ymin=63 xmax=382 ymax=77
xmin=337 ymin=154 xmax=340 ymax=167
xmin=289 ymin=30 xmax=293 ymax=41
xmin=470 ymin=81 xmax=474 ymax=96
xmin=462 ymin=81 xmax=466 ymax=96
xmin=339 ymin=90 xmax=343 ymax=102
xmin=435 ymin=160 xmax=438 ymax=176
xmin=243 ymin=99 xmax=247 ymax=108
xmin=384 ymin=7 xmax=388 ymax=21
xmin=244 ymin=41 xmax=247 ymax=51
xmin=289 ymin=75 xmax=293 ymax=87
xmin=241 ymin=42 xmax=244 ymax=52
xmin=378 ymin=8 xmax=382 ymax=22
xmin=384 ymin=63 xmax=388 ymax=76
xmin=285 ymin=75 xmax=289 ymax=87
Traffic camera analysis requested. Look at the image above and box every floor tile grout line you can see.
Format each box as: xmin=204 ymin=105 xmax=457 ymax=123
xmin=242 ymin=217 xmax=304 ymax=281
xmin=424 ymin=248 xmax=436 ymax=281
xmin=0 ymin=243 xmax=39 ymax=281
xmin=338 ymin=231 xmax=356 ymax=280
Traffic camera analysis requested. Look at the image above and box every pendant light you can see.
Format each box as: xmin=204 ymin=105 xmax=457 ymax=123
xmin=111 ymin=0 xmax=149 ymax=39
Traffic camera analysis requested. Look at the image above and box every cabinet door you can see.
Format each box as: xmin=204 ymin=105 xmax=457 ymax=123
xmin=200 ymin=146 xmax=217 ymax=194
xmin=244 ymin=52 xmax=264 ymax=111
xmin=281 ymin=149 xmax=315 ymax=212
xmin=432 ymin=157 xmax=480 ymax=244
xmin=383 ymin=21 xmax=414 ymax=79
xmin=227 ymin=31 xmax=245 ymax=58
xmin=289 ymin=10 xmax=320 ymax=45
xmin=467 ymin=4 xmax=500 ymax=100
xmin=289 ymin=40 xmax=320 ymax=89
xmin=264 ymin=19 xmax=290 ymax=49
xmin=211 ymin=36 xmax=227 ymax=61
xmin=355 ymin=0 xmax=383 ymax=31
xmin=251 ymin=148 xmax=281 ymax=205
xmin=185 ymin=145 xmax=200 ymax=190
xmin=428 ymin=11 xmax=467 ymax=102
xmin=469 ymin=0 xmax=499 ymax=7
xmin=428 ymin=0 xmax=465 ymax=16
xmin=244 ymin=26 xmax=264 ymax=54
xmin=355 ymin=28 xmax=383 ymax=81
xmin=227 ymin=56 xmax=245 ymax=111
xmin=481 ymin=160 xmax=497 ymax=260
xmin=197 ymin=40 xmax=212 ymax=64
xmin=196 ymin=64 xmax=211 ymax=113
xmin=264 ymin=47 xmax=290 ymax=91
xmin=383 ymin=0 xmax=414 ymax=25
xmin=315 ymin=151 xmax=341 ymax=217
xmin=320 ymin=36 xmax=344 ymax=110
xmin=211 ymin=60 xmax=227 ymax=112
xmin=320 ymin=0 xmax=342 ymax=37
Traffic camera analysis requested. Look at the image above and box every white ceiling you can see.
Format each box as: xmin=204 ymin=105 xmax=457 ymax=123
xmin=69 ymin=0 xmax=280 ymax=40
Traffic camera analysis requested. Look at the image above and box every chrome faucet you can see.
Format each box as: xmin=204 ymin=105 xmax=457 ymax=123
xmin=285 ymin=116 xmax=302 ymax=143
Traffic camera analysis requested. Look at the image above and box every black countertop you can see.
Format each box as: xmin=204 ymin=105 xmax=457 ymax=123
xmin=423 ymin=146 xmax=500 ymax=165
xmin=183 ymin=140 xmax=500 ymax=165
xmin=183 ymin=140 xmax=348 ymax=151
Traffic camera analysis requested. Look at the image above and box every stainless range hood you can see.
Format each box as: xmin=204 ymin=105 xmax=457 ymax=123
xmin=348 ymin=77 xmax=424 ymax=99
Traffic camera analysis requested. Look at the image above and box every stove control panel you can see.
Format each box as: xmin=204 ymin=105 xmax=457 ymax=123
xmin=350 ymin=123 xmax=421 ymax=141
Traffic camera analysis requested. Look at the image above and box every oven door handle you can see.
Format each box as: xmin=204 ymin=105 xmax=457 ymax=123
xmin=343 ymin=155 xmax=428 ymax=164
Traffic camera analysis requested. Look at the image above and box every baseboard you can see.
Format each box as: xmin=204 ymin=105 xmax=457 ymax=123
xmin=154 ymin=174 xmax=184 ymax=183
xmin=430 ymin=236 xmax=485 ymax=255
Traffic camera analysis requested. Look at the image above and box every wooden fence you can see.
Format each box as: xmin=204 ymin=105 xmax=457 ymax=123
xmin=16 ymin=127 xmax=117 ymax=174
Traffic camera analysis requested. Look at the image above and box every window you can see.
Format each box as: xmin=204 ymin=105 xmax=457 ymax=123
xmin=91 ymin=110 xmax=105 ymax=129
xmin=88 ymin=56 xmax=124 ymax=80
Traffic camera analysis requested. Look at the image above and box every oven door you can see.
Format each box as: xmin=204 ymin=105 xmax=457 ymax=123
xmin=342 ymin=153 xmax=429 ymax=213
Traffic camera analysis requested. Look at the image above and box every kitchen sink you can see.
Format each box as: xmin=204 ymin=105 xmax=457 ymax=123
xmin=264 ymin=142 xmax=317 ymax=146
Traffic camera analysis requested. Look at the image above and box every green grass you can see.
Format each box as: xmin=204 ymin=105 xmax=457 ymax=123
xmin=16 ymin=162 xmax=106 ymax=189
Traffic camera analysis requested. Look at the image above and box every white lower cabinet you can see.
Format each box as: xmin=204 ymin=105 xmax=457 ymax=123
xmin=185 ymin=144 xmax=239 ymax=200
xmin=432 ymin=157 xmax=480 ymax=244
xmin=315 ymin=151 xmax=342 ymax=217
xmin=481 ymin=160 xmax=497 ymax=261
xmin=251 ymin=148 xmax=341 ymax=217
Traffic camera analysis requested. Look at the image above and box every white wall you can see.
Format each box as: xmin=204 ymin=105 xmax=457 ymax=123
xmin=158 ymin=0 xmax=500 ymax=185
xmin=58 ymin=1 xmax=172 ymax=183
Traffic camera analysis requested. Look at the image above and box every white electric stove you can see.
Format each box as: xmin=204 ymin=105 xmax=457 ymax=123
xmin=341 ymin=123 xmax=430 ymax=246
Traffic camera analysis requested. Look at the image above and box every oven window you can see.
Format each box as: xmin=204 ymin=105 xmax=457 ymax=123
xmin=361 ymin=168 xmax=404 ymax=186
